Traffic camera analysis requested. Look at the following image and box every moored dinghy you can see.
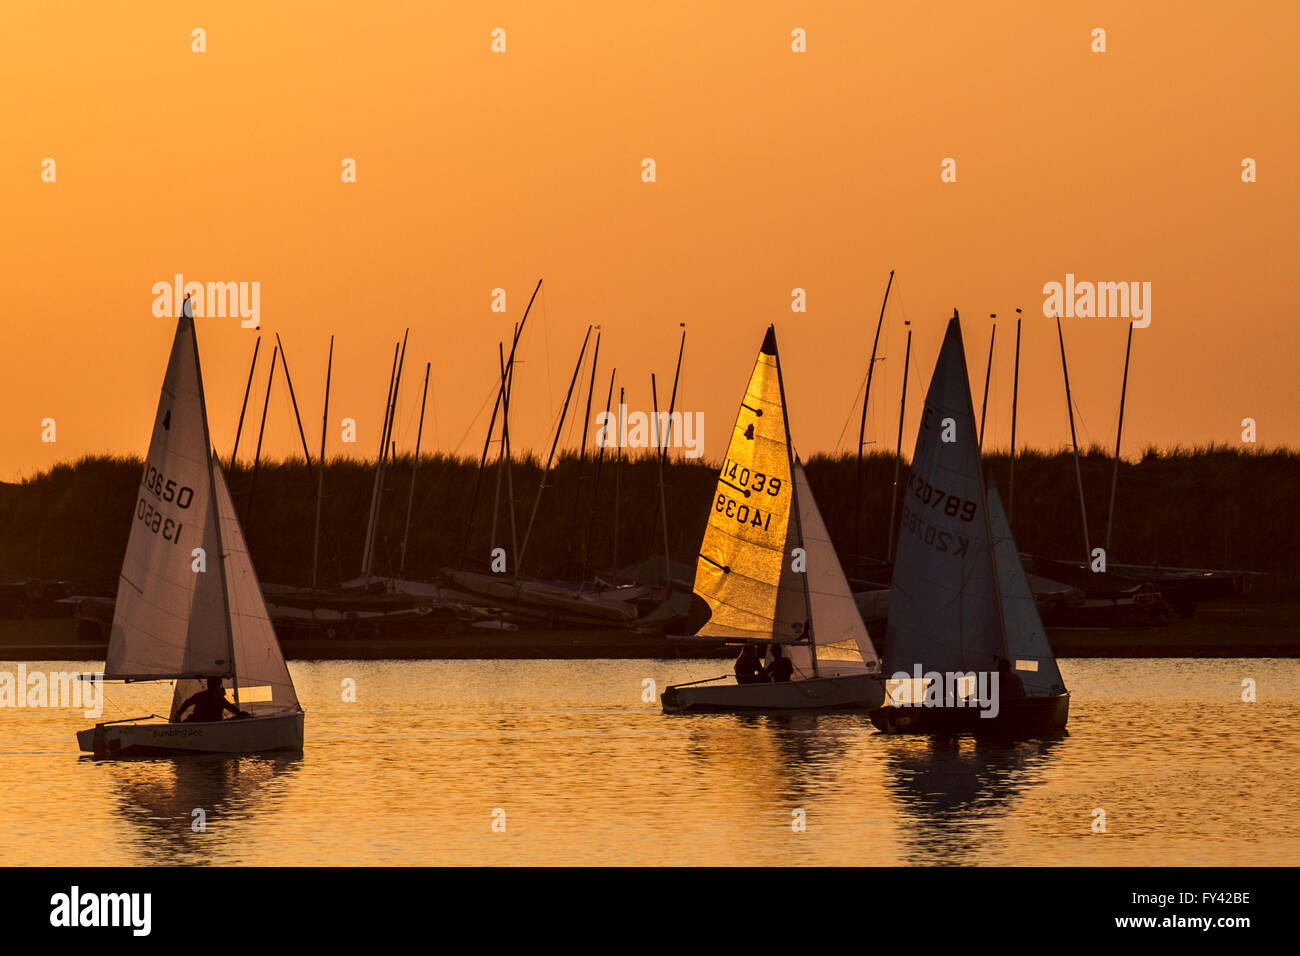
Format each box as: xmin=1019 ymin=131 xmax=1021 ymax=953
xmin=76 ymin=314 xmax=304 ymax=758
xmin=870 ymin=312 xmax=1068 ymax=736
xmin=662 ymin=327 xmax=883 ymax=713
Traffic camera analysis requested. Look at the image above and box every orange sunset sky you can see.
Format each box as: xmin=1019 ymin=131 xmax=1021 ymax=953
xmin=1 ymin=1 xmax=1296 ymax=482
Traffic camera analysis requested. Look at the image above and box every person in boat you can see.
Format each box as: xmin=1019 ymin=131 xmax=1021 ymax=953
xmin=734 ymin=644 xmax=766 ymax=684
xmin=176 ymin=677 xmax=250 ymax=722
xmin=994 ymin=656 xmax=1026 ymax=702
xmin=764 ymin=644 xmax=794 ymax=683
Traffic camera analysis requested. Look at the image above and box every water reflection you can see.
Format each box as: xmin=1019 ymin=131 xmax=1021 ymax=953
xmin=678 ymin=713 xmax=872 ymax=808
xmin=99 ymin=754 xmax=301 ymax=864
xmin=882 ymin=736 xmax=1062 ymax=864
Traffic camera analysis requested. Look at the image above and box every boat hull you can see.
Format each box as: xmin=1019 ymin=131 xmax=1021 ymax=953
xmin=77 ymin=711 xmax=304 ymax=758
xmin=662 ymin=673 xmax=885 ymax=713
xmin=869 ymin=692 xmax=1069 ymax=738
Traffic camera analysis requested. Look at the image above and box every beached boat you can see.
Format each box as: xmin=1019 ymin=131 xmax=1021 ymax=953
xmin=870 ymin=313 xmax=1069 ymax=737
xmin=661 ymin=327 xmax=884 ymax=713
xmin=77 ymin=314 xmax=304 ymax=758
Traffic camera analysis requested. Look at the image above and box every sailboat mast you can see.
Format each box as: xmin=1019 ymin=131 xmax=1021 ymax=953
xmin=770 ymin=327 xmax=817 ymax=676
xmin=582 ymin=367 xmax=616 ymax=583
xmin=979 ymin=322 xmax=996 ymax=449
xmin=188 ymin=318 xmax=241 ymax=709
xmin=886 ymin=324 xmax=912 ymax=561
xmin=361 ymin=343 xmax=400 ymax=580
xmin=516 ymin=326 xmax=592 ymax=579
xmin=651 ymin=374 xmax=673 ymax=589
xmin=461 ymin=315 xmax=531 ymax=568
xmin=662 ymin=323 xmax=686 ymax=461
xmin=244 ymin=343 xmax=278 ymax=527
xmin=229 ymin=336 xmax=260 ymax=470
xmin=853 ymin=269 xmax=894 ymax=569
xmin=312 ymin=336 xmax=334 ymax=591
xmin=612 ymin=386 xmax=624 ymax=585
xmin=367 ymin=330 xmax=409 ymax=582
xmin=959 ymin=309 xmax=1012 ymax=664
xmin=400 ymin=362 xmax=431 ymax=577
xmin=1056 ymin=316 xmax=1091 ymax=563
xmin=1008 ymin=311 xmax=1022 ymax=526
xmin=572 ymin=327 xmax=601 ymax=525
xmin=503 ymin=330 xmax=520 ymax=568
xmin=1105 ymin=322 xmax=1134 ymax=554
xmin=275 ymin=332 xmax=313 ymax=467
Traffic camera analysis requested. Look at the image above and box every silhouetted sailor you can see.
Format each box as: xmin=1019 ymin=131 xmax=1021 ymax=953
xmin=176 ymin=677 xmax=248 ymax=722
xmin=734 ymin=644 xmax=766 ymax=684
xmin=994 ymin=656 xmax=1026 ymax=701
xmin=764 ymin=644 xmax=794 ymax=682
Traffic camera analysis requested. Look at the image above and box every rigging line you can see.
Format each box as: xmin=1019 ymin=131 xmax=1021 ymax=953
xmin=1072 ymin=396 xmax=1095 ymax=450
xmin=836 ymin=372 xmax=869 ymax=454
xmin=540 ymin=286 xmax=555 ymax=419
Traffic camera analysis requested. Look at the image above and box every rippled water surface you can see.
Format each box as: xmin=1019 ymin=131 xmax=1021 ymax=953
xmin=2 ymin=658 xmax=1297 ymax=865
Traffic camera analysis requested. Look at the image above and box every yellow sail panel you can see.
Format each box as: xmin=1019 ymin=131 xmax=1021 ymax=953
xmin=693 ymin=328 xmax=806 ymax=642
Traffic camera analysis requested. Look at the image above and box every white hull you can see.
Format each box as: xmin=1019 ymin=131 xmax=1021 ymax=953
xmin=77 ymin=711 xmax=304 ymax=758
xmin=662 ymin=673 xmax=884 ymax=713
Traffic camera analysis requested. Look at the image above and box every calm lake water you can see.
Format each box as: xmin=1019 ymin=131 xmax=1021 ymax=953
xmin=1 ymin=657 xmax=1297 ymax=866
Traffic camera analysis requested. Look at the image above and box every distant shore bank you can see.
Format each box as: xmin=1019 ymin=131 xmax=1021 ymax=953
xmin=2 ymin=598 xmax=1295 ymax=663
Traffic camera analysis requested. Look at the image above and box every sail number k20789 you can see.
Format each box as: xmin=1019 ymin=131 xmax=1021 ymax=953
xmin=908 ymin=473 xmax=976 ymax=522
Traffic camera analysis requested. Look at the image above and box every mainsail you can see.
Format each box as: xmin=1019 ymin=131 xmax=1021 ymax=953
xmin=884 ymin=315 xmax=1006 ymax=677
xmin=790 ymin=460 xmax=880 ymax=677
xmin=104 ymin=316 xmax=231 ymax=680
xmin=987 ymin=480 xmax=1067 ymax=696
xmin=692 ymin=327 xmax=806 ymax=645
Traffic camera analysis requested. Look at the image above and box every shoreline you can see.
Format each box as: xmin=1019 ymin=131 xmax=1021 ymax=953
xmin=1 ymin=599 xmax=1295 ymax=662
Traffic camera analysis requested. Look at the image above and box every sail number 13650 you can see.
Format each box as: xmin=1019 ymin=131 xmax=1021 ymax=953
xmin=141 ymin=463 xmax=195 ymax=509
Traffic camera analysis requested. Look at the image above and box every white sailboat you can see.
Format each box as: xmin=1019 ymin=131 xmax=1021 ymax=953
xmin=870 ymin=312 xmax=1069 ymax=736
xmin=661 ymin=327 xmax=884 ymax=713
xmin=77 ymin=315 xmax=304 ymax=757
